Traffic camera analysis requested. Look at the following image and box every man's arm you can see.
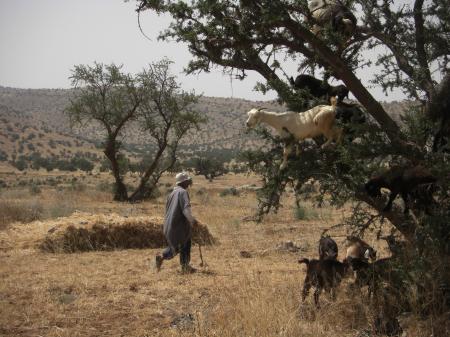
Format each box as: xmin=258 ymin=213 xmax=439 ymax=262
xmin=182 ymin=206 xmax=197 ymax=225
xmin=180 ymin=190 xmax=197 ymax=225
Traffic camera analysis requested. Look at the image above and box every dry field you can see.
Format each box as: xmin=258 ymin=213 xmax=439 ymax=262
xmin=0 ymin=170 xmax=436 ymax=337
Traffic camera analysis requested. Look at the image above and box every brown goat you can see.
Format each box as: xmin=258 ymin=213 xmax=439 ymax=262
xmin=299 ymin=258 xmax=352 ymax=307
xmin=365 ymin=165 xmax=437 ymax=213
xmin=318 ymin=236 xmax=338 ymax=261
xmin=345 ymin=236 xmax=377 ymax=262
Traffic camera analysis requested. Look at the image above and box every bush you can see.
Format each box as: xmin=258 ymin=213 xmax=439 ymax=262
xmin=220 ymin=187 xmax=239 ymax=197
xmin=29 ymin=184 xmax=42 ymax=195
xmin=0 ymin=199 xmax=43 ymax=229
xmin=47 ymin=201 xmax=75 ymax=219
xmin=12 ymin=158 xmax=27 ymax=171
xmin=294 ymin=205 xmax=307 ymax=220
xmin=96 ymin=182 xmax=114 ymax=192
xmin=45 ymin=177 xmax=58 ymax=187
xmin=0 ymin=150 xmax=8 ymax=162
xmin=69 ymin=181 xmax=86 ymax=192
xmin=293 ymin=204 xmax=320 ymax=220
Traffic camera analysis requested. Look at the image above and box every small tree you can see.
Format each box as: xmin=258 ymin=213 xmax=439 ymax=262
xmin=192 ymin=157 xmax=228 ymax=182
xmin=66 ymin=59 xmax=205 ymax=201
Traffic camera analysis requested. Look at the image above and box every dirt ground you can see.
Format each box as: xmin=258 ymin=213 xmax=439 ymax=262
xmin=0 ymin=171 xmax=429 ymax=337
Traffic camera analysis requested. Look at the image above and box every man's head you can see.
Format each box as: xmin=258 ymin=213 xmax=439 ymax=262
xmin=175 ymin=172 xmax=192 ymax=189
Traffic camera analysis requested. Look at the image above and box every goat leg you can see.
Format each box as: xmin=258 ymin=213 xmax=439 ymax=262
xmin=330 ymin=287 xmax=337 ymax=301
xmin=401 ymin=192 xmax=410 ymax=214
xmin=313 ymin=288 xmax=321 ymax=307
xmin=383 ymin=192 xmax=398 ymax=212
xmin=280 ymin=143 xmax=293 ymax=170
xmin=302 ymin=277 xmax=311 ymax=302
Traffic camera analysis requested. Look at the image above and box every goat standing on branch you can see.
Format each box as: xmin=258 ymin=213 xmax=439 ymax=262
xmin=246 ymin=97 xmax=343 ymax=170
xmin=290 ymin=74 xmax=349 ymax=103
xmin=365 ymin=165 xmax=437 ymax=214
xmin=308 ymin=0 xmax=357 ymax=37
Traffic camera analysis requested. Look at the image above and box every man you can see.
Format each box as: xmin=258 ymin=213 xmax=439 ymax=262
xmin=155 ymin=172 xmax=197 ymax=273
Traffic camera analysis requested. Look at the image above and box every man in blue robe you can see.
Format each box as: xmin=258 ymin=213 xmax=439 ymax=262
xmin=155 ymin=172 xmax=197 ymax=273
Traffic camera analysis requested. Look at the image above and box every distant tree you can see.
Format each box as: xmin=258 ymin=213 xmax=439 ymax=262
xmin=71 ymin=157 xmax=95 ymax=172
xmin=66 ymin=59 xmax=205 ymax=201
xmin=192 ymin=157 xmax=228 ymax=182
xmin=0 ymin=150 xmax=7 ymax=162
xmin=12 ymin=157 xmax=27 ymax=171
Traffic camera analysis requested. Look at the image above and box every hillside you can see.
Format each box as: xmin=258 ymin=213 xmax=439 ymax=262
xmin=0 ymin=86 xmax=410 ymax=165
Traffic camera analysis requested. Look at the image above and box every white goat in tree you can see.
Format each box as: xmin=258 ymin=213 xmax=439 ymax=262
xmin=246 ymin=98 xmax=342 ymax=170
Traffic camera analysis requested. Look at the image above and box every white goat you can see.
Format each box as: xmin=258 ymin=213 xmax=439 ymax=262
xmin=246 ymin=98 xmax=342 ymax=170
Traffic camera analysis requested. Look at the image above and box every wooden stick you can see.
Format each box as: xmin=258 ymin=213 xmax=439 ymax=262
xmin=198 ymin=243 xmax=206 ymax=267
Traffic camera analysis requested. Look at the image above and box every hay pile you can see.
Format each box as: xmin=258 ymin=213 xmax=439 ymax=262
xmin=40 ymin=213 xmax=216 ymax=253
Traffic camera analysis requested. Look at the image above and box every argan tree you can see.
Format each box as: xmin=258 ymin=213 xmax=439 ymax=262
xmin=192 ymin=156 xmax=228 ymax=181
xmin=66 ymin=59 xmax=205 ymax=201
xmin=136 ymin=0 xmax=449 ymax=325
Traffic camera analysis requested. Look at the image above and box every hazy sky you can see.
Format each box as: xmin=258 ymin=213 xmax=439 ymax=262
xmin=0 ymin=0 xmax=405 ymax=101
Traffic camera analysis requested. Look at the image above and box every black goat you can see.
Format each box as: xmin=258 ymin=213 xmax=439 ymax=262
xmin=318 ymin=236 xmax=338 ymax=261
xmin=329 ymin=85 xmax=350 ymax=102
xmin=335 ymin=102 xmax=366 ymax=125
xmin=290 ymin=74 xmax=328 ymax=97
xmin=335 ymin=101 xmax=366 ymax=140
xmin=299 ymin=258 xmax=352 ymax=306
xmin=289 ymin=74 xmax=349 ymax=102
xmin=365 ymin=166 xmax=437 ymax=213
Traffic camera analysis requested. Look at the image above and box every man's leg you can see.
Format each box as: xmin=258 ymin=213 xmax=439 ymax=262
xmin=155 ymin=246 xmax=175 ymax=272
xmin=180 ymin=239 xmax=195 ymax=273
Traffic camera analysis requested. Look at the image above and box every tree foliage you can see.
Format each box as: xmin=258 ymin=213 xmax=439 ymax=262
xmin=66 ymin=59 xmax=206 ymax=201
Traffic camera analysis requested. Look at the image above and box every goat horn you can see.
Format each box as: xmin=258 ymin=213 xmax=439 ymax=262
xmin=257 ymin=107 xmax=267 ymax=111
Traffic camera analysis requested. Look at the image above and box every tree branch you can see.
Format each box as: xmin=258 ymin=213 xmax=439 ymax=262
xmin=413 ymin=0 xmax=434 ymax=98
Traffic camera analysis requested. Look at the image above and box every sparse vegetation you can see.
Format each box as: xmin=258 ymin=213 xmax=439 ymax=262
xmin=0 ymin=199 xmax=43 ymax=229
xmin=0 ymin=172 xmax=446 ymax=336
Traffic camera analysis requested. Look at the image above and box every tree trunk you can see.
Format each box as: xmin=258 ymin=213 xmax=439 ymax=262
xmin=104 ymin=140 xmax=128 ymax=202
xmin=128 ymin=145 xmax=166 ymax=202
xmin=355 ymin=191 xmax=417 ymax=243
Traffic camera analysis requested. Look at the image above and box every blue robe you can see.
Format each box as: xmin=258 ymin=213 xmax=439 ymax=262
xmin=163 ymin=186 xmax=194 ymax=254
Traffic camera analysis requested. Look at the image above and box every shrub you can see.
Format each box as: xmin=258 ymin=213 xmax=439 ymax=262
xmin=45 ymin=177 xmax=58 ymax=187
xmin=293 ymin=204 xmax=320 ymax=220
xmin=220 ymin=187 xmax=239 ymax=197
xmin=96 ymin=182 xmax=114 ymax=192
xmin=12 ymin=158 xmax=27 ymax=171
xmin=47 ymin=201 xmax=75 ymax=219
xmin=69 ymin=181 xmax=86 ymax=192
xmin=0 ymin=150 xmax=7 ymax=162
xmin=294 ymin=205 xmax=307 ymax=220
xmin=29 ymin=183 xmax=42 ymax=195
xmin=0 ymin=199 xmax=43 ymax=229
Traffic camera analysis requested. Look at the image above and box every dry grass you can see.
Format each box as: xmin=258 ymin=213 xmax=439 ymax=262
xmin=0 ymin=198 xmax=43 ymax=229
xmin=0 ymin=172 xmax=445 ymax=337
xmin=39 ymin=213 xmax=215 ymax=253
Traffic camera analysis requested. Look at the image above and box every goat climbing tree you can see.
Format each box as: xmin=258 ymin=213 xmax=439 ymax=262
xmin=135 ymin=0 xmax=449 ymax=317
